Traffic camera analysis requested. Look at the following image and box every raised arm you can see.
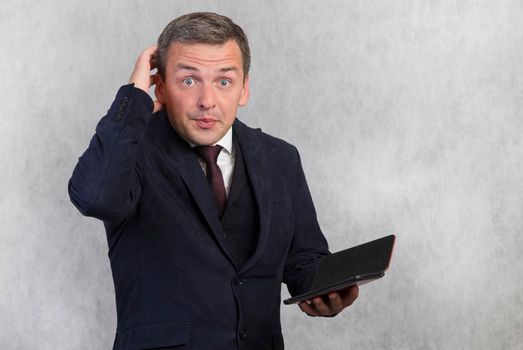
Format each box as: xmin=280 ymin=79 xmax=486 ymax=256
xmin=68 ymin=47 xmax=162 ymax=223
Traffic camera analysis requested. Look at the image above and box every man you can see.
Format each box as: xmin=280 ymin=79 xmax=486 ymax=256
xmin=69 ymin=12 xmax=358 ymax=350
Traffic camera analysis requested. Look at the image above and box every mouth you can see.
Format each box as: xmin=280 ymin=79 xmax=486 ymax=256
xmin=194 ymin=117 xmax=218 ymax=129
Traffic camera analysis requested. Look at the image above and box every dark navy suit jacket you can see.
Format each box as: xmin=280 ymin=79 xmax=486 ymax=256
xmin=69 ymin=85 xmax=330 ymax=350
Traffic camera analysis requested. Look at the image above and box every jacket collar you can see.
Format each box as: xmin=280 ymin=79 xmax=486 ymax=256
xmin=151 ymin=113 xmax=273 ymax=272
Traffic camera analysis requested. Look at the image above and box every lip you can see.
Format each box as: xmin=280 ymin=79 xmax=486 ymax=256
xmin=194 ymin=117 xmax=217 ymax=129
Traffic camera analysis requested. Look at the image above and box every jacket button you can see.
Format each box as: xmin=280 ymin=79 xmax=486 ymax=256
xmin=239 ymin=329 xmax=248 ymax=339
xmin=234 ymin=277 xmax=246 ymax=286
xmin=114 ymin=112 xmax=123 ymax=121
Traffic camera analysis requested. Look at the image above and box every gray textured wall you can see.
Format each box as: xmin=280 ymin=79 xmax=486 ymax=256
xmin=1 ymin=0 xmax=522 ymax=349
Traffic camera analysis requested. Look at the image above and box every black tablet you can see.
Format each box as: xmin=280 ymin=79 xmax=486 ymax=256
xmin=283 ymin=234 xmax=395 ymax=305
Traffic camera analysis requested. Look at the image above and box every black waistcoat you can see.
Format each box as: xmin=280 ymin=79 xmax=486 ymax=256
xmin=220 ymin=137 xmax=260 ymax=269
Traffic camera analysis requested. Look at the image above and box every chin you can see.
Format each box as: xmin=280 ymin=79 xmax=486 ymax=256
xmin=187 ymin=131 xmax=222 ymax=146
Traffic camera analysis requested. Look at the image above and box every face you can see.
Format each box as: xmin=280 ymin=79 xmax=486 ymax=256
xmin=156 ymin=40 xmax=250 ymax=146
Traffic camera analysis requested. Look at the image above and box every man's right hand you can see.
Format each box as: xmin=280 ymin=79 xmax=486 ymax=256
xmin=129 ymin=46 xmax=164 ymax=113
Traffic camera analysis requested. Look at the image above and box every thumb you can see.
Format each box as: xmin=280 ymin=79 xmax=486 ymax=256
xmin=152 ymin=100 xmax=164 ymax=114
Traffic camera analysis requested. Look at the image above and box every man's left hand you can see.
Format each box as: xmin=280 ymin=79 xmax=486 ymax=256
xmin=298 ymin=285 xmax=359 ymax=317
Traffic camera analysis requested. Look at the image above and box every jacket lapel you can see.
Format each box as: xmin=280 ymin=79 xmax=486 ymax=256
xmin=224 ymin=137 xmax=246 ymax=209
xmin=152 ymin=112 xmax=237 ymax=268
xmin=232 ymin=120 xmax=273 ymax=274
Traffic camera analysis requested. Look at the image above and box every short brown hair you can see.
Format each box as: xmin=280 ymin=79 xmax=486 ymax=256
xmin=157 ymin=12 xmax=250 ymax=79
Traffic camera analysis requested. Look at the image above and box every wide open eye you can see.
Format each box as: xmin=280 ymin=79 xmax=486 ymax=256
xmin=218 ymin=79 xmax=231 ymax=87
xmin=182 ymin=78 xmax=195 ymax=86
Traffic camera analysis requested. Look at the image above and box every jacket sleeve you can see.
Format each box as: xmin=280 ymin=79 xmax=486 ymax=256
xmin=283 ymin=149 xmax=331 ymax=296
xmin=68 ymin=84 xmax=153 ymax=223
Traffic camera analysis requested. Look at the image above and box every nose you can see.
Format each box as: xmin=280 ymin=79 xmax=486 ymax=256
xmin=198 ymin=84 xmax=216 ymax=110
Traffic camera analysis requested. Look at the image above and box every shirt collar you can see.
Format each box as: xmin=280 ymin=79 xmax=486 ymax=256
xmin=215 ymin=127 xmax=233 ymax=154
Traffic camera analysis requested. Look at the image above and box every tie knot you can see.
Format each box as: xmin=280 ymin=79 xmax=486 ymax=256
xmin=193 ymin=145 xmax=223 ymax=165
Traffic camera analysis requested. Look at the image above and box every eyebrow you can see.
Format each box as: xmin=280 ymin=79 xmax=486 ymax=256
xmin=218 ymin=67 xmax=239 ymax=73
xmin=175 ymin=64 xmax=239 ymax=74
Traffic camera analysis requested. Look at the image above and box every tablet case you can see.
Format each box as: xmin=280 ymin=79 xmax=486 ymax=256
xmin=283 ymin=234 xmax=395 ymax=305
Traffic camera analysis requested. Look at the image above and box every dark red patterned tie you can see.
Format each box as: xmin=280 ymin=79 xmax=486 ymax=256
xmin=193 ymin=145 xmax=226 ymax=217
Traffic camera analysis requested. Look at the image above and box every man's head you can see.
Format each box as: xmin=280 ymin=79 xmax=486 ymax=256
xmin=155 ymin=12 xmax=251 ymax=146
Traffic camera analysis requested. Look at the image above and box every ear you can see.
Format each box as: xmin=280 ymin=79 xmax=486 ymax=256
xmin=238 ymin=75 xmax=250 ymax=107
xmin=155 ymin=75 xmax=165 ymax=104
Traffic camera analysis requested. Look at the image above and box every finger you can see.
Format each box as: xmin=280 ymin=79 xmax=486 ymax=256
xmin=326 ymin=292 xmax=344 ymax=313
xmin=312 ymin=296 xmax=332 ymax=315
xmin=340 ymin=285 xmax=359 ymax=307
xmin=142 ymin=45 xmax=158 ymax=57
xmin=150 ymin=72 xmax=162 ymax=87
xmin=136 ymin=46 xmax=158 ymax=67
xmin=298 ymin=301 xmax=319 ymax=317
xmin=150 ymin=57 xmax=158 ymax=69
xmin=152 ymin=100 xmax=164 ymax=114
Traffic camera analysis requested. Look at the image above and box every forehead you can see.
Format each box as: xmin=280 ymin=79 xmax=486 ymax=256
xmin=166 ymin=40 xmax=243 ymax=72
